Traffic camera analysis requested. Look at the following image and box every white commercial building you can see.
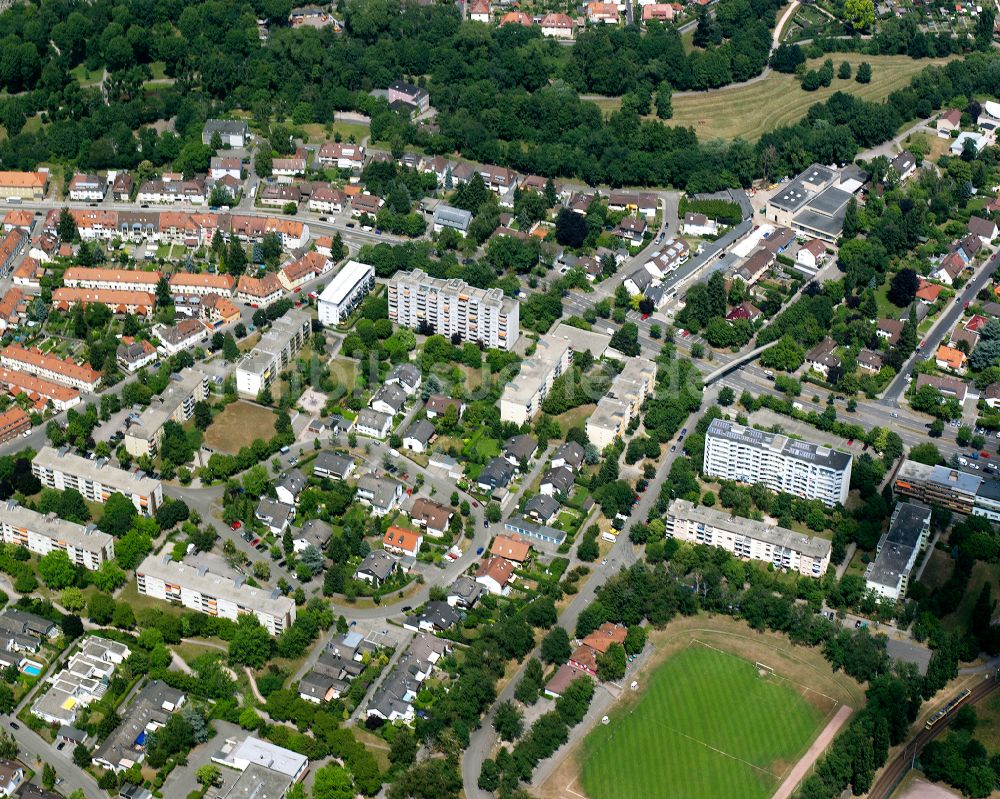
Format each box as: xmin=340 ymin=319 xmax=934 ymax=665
xmin=703 ymin=419 xmax=852 ymax=507
xmin=235 ymin=309 xmax=311 ymax=396
xmin=388 ymin=268 xmax=519 ymax=351
xmin=665 ymin=498 xmax=831 ymax=577
xmin=864 ymin=502 xmax=932 ymax=601
xmin=500 ymin=333 xmax=572 ymax=424
xmin=317 ymin=260 xmax=375 ymax=325
xmin=32 ymin=446 xmax=163 ymax=515
xmin=586 ymin=357 xmax=657 ymax=449
xmin=136 ymin=554 xmax=296 ymax=636
xmin=0 ymin=500 xmax=115 ymax=570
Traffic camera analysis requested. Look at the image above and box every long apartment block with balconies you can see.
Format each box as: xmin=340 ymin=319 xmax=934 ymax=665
xmin=32 ymin=446 xmax=163 ymax=515
xmin=665 ymin=498 xmax=831 ymax=577
xmin=0 ymin=499 xmax=115 ymax=570
xmin=135 ymin=554 xmax=295 ymax=635
xmin=703 ymin=419 xmax=852 ymax=507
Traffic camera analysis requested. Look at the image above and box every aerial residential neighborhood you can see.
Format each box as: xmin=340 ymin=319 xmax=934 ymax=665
xmin=0 ymin=2 xmax=993 ymax=799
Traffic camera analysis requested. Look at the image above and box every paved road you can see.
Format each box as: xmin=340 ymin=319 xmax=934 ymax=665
xmin=460 ymin=384 xmax=718 ymax=799
xmin=2 ymin=713 xmax=103 ymax=799
xmin=883 ymin=248 xmax=999 ymax=404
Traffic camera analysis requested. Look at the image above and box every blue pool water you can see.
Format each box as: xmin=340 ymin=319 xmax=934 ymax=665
xmin=21 ymin=665 xmax=41 ymax=676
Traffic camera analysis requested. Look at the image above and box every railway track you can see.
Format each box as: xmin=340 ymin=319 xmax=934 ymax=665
xmin=866 ymin=676 xmax=999 ymax=799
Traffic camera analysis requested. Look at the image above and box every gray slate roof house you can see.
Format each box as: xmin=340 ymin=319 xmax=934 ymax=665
xmin=551 ymin=441 xmax=585 ymax=471
xmin=478 ymin=457 xmax=515 ymax=491
xmin=255 ymin=497 xmax=295 ymax=533
xmin=387 ymin=362 xmax=422 ymax=394
xmin=354 ymin=550 xmax=397 ymax=585
xmin=524 ymin=493 xmax=561 ymax=524
xmin=446 ymin=575 xmax=485 ymax=608
xmin=313 ymin=451 xmax=355 ymax=480
xmin=403 ymin=419 xmax=435 ymax=450
xmin=276 ymin=468 xmax=307 ymax=504
xmin=371 ymin=384 xmax=407 ymax=415
xmin=404 ymin=600 xmax=461 ymax=632
xmin=503 ymin=434 xmax=538 ymax=466
xmin=293 ymin=519 xmax=332 ymax=552
xmin=540 ymin=465 xmax=575 ymax=497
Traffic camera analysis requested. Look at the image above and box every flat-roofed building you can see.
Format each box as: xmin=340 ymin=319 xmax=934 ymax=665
xmin=136 ymin=554 xmax=295 ymax=635
xmin=388 ymin=268 xmax=519 ymax=351
xmin=0 ymin=499 xmax=114 ymax=570
xmin=666 ymin=498 xmax=831 ymax=577
xmin=317 ymin=260 xmax=375 ymax=325
xmin=124 ymin=369 xmax=209 ymax=457
xmin=32 ymin=446 xmax=163 ymax=515
xmin=1 ymin=344 xmax=101 ymax=392
xmin=31 ymin=636 xmax=130 ymax=725
xmin=500 ymin=333 xmax=571 ymax=424
xmin=586 ymin=357 xmax=656 ymax=449
xmin=893 ymin=459 xmax=981 ymax=515
xmin=864 ymin=502 xmax=931 ymax=600
xmin=236 ymin=309 xmax=311 ymax=396
xmin=704 ymin=419 xmax=852 ymax=506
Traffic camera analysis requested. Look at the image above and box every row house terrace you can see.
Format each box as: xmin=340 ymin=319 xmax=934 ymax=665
xmin=278 ymin=250 xmax=333 ymax=291
xmin=62 ymin=267 xmax=162 ymax=292
xmin=44 ymin=209 xmax=309 ymax=250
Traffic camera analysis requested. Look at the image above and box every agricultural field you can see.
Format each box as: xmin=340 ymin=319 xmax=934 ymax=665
xmin=203 ymin=400 xmax=278 ymax=454
xmin=579 ymin=645 xmax=826 ymax=799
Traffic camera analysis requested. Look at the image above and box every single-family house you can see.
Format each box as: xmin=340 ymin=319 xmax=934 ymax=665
xmin=354 ymin=550 xmax=397 ymax=585
xmin=490 ymin=533 xmax=531 ymax=564
xmin=475 ymin=556 xmax=514 ymax=595
xmin=275 ymin=469 xmax=306 ymax=505
xmin=524 ymin=494 xmax=560 ymax=525
xmin=682 ymin=212 xmax=717 ymax=237
xmin=386 ymin=363 xmax=422 ymax=395
xmin=503 ymin=434 xmax=538 ymax=468
xmin=255 ymin=497 xmax=295 ymax=535
xmin=356 ymin=476 xmax=403 ymax=516
xmin=447 ymin=575 xmax=484 ymax=609
xmin=383 ymin=526 xmax=423 ymax=558
xmin=355 ymin=408 xmax=393 ymax=439
xmin=936 ymin=109 xmax=962 ymax=137
xmin=935 ymin=344 xmax=967 ymax=373
xmin=409 ymin=498 xmax=453 ymax=537
xmin=796 ymin=239 xmax=828 ymax=274
xmin=478 ymin=457 xmax=515 ymax=493
xmin=402 ymin=419 xmax=434 ymax=453
xmin=539 ymin=465 xmax=575 ymax=498
xmin=969 ymin=216 xmax=998 ymax=245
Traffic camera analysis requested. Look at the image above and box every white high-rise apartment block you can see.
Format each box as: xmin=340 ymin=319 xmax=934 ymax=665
xmin=665 ymin=498 xmax=831 ymax=577
xmin=387 ymin=269 xmax=519 ymax=351
xmin=235 ymin=309 xmax=311 ymax=396
xmin=703 ymin=419 xmax=852 ymax=506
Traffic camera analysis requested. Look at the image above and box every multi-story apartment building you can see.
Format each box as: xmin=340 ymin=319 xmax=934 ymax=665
xmin=864 ymin=502 xmax=931 ymax=601
xmin=136 ymin=554 xmax=295 ymax=635
xmin=0 ymin=344 xmax=101 ymax=392
xmin=235 ymin=309 xmax=311 ymax=396
xmin=316 ymin=143 xmax=366 ymax=170
xmin=278 ymin=250 xmax=332 ymax=292
xmin=32 ymin=446 xmax=163 ymax=515
xmin=136 ymin=179 xmax=206 ymax=206
xmin=124 ymin=370 xmax=210 ymax=457
xmin=388 ymin=268 xmax=519 ymax=352
xmin=704 ymin=419 xmax=852 ymax=506
xmin=318 ymin=260 xmax=375 ymax=325
xmin=0 ymin=500 xmax=115 ymax=570
xmin=500 ymin=333 xmax=571 ymax=424
xmin=62 ymin=267 xmax=162 ymax=292
xmin=53 ymin=288 xmax=155 ymax=319
xmin=586 ymin=357 xmax=657 ymax=449
xmin=665 ymin=498 xmax=831 ymax=577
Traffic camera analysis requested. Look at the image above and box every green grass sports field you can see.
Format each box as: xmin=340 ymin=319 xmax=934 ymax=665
xmin=579 ymin=643 xmax=826 ymax=799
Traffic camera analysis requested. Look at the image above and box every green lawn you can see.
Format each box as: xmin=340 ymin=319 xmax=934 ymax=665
xmin=580 ymin=645 xmax=825 ymax=799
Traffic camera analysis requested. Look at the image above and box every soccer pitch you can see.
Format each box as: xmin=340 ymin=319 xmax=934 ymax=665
xmin=579 ymin=643 xmax=829 ymax=799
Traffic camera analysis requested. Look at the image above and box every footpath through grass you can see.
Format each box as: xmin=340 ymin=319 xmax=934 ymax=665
xmin=579 ymin=644 xmax=825 ymax=799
